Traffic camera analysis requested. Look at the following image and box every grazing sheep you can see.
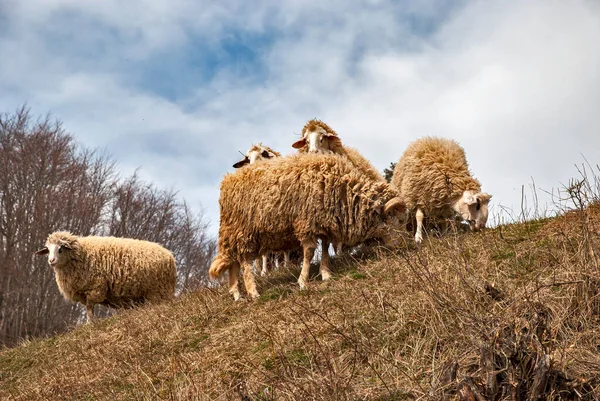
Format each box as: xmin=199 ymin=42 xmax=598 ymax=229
xmin=35 ymin=231 xmax=176 ymax=322
xmin=391 ymin=137 xmax=492 ymax=244
xmin=292 ymin=119 xmax=385 ymax=255
xmin=232 ymin=142 xmax=297 ymax=276
xmin=209 ymin=153 xmax=406 ymax=300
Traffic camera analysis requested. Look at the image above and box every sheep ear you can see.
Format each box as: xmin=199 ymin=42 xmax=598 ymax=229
xmin=232 ymin=158 xmax=249 ymax=168
xmin=261 ymin=150 xmax=272 ymax=158
xmin=35 ymin=247 xmax=49 ymax=255
xmin=476 ymin=192 xmax=492 ymax=203
xmin=292 ymin=138 xmax=306 ymax=149
xmin=384 ymin=197 xmax=406 ymax=215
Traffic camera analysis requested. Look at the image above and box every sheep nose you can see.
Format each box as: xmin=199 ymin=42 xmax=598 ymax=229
xmin=49 ymin=257 xmax=56 ymax=264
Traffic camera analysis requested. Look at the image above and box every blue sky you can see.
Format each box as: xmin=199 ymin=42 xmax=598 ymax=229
xmin=1 ymin=0 xmax=600 ymax=235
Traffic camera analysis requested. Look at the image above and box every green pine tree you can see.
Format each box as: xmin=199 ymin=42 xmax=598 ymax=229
xmin=383 ymin=162 xmax=396 ymax=183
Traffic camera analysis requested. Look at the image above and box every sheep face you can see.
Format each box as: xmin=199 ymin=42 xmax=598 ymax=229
xmin=35 ymin=243 xmax=72 ymax=268
xmin=292 ymin=127 xmax=341 ymax=153
xmin=233 ymin=143 xmax=278 ymax=168
xmin=370 ymin=197 xmax=407 ymax=246
xmin=453 ymin=191 xmax=492 ymax=231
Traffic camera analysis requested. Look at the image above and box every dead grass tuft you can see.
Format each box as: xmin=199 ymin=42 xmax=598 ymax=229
xmin=1 ymin=205 xmax=600 ymax=400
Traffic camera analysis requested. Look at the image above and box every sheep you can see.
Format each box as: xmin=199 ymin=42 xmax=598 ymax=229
xmin=292 ymin=119 xmax=384 ymax=182
xmin=232 ymin=142 xmax=281 ymax=169
xmin=391 ymin=136 xmax=492 ymax=244
xmin=209 ymin=152 xmax=406 ymax=300
xmin=232 ymin=142 xmax=296 ymax=276
xmin=291 ymin=118 xmax=386 ymax=255
xmin=35 ymin=231 xmax=177 ymax=322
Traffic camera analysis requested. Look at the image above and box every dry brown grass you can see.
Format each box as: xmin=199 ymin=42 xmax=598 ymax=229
xmin=1 ymin=207 xmax=599 ymax=400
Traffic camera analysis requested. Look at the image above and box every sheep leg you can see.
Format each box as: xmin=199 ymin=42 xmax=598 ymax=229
xmin=332 ymin=241 xmax=344 ymax=256
xmin=85 ymin=302 xmax=95 ymax=323
xmin=242 ymin=259 xmax=260 ymax=299
xmin=228 ymin=262 xmax=242 ymax=301
xmin=415 ymin=208 xmax=425 ymax=244
xmin=437 ymin=219 xmax=449 ymax=235
xmin=260 ymin=254 xmax=268 ymax=277
xmin=298 ymin=244 xmax=316 ymax=290
xmin=274 ymin=253 xmax=281 ymax=270
xmin=284 ymin=251 xmax=290 ymax=268
xmin=320 ymin=241 xmax=332 ymax=281
xmin=84 ymin=288 xmax=106 ymax=323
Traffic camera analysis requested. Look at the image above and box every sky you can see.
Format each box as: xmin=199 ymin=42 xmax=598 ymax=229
xmin=1 ymin=0 xmax=599 ymax=236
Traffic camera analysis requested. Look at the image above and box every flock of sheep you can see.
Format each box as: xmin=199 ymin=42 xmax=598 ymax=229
xmin=34 ymin=119 xmax=491 ymax=321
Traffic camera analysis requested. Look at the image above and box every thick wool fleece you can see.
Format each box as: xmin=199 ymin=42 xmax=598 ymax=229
xmin=209 ymin=153 xmax=403 ymax=278
xmin=46 ymin=232 xmax=176 ymax=308
xmin=298 ymin=119 xmax=384 ymax=182
xmin=392 ymin=137 xmax=481 ymax=216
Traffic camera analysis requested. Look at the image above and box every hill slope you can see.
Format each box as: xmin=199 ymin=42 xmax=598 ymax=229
xmin=1 ymin=207 xmax=599 ymax=400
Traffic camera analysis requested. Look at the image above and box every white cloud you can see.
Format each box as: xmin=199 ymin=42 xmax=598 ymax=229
xmin=1 ymin=0 xmax=599 ymax=236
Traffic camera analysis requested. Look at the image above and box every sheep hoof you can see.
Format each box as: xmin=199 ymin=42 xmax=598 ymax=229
xmin=260 ymin=270 xmax=267 ymax=277
xmin=250 ymin=291 xmax=260 ymax=300
xmin=321 ymin=271 xmax=332 ymax=281
xmin=298 ymin=278 xmax=307 ymax=290
xmin=232 ymin=293 xmax=242 ymax=301
xmin=414 ymin=233 xmax=423 ymax=244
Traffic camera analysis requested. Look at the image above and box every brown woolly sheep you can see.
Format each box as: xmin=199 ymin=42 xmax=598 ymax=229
xmin=391 ymin=137 xmax=492 ymax=244
xmin=35 ymin=231 xmax=176 ymax=322
xmin=292 ymin=119 xmax=386 ymax=255
xmin=232 ymin=142 xmax=298 ymax=276
xmin=209 ymin=153 xmax=406 ymax=300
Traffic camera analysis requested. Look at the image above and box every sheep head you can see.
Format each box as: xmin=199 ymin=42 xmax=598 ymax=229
xmin=292 ymin=119 xmax=342 ymax=153
xmin=371 ymin=196 xmax=408 ymax=247
xmin=233 ymin=143 xmax=281 ymax=168
xmin=453 ymin=191 xmax=493 ymax=231
xmin=35 ymin=231 xmax=78 ymax=269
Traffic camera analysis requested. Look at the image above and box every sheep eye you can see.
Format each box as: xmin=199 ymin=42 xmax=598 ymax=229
xmin=476 ymin=200 xmax=481 ymax=211
xmin=58 ymin=247 xmax=63 ymax=254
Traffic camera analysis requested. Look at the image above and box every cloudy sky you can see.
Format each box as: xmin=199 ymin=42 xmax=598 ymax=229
xmin=1 ymin=0 xmax=599 ymax=235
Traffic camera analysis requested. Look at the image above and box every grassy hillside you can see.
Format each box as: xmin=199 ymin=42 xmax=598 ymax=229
xmin=1 ymin=206 xmax=599 ymax=400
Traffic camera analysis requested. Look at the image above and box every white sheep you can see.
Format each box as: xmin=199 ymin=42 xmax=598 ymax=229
xmin=392 ymin=137 xmax=492 ymax=244
xmin=35 ymin=231 xmax=176 ymax=322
